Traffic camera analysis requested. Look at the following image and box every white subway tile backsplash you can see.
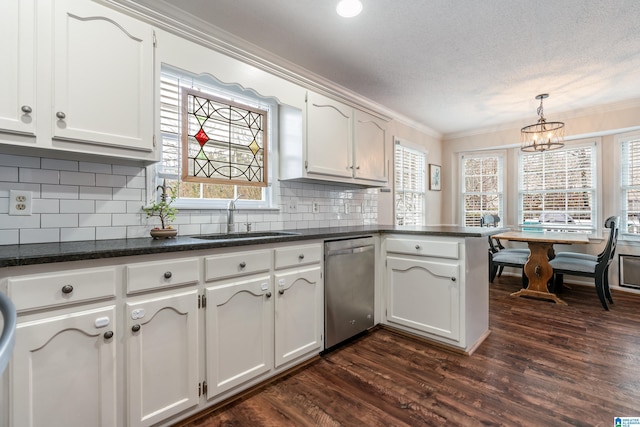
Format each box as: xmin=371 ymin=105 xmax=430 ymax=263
xmin=61 ymin=227 xmax=96 ymax=242
xmin=60 ymin=171 xmax=95 ymax=186
xmin=113 ymin=187 xmax=143 ymax=201
xmin=0 ymin=214 xmax=41 ymax=229
xmin=41 ymin=214 xmax=78 ymax=228
xmin=60 ymin=199 xmax=95 ymax=214
xmin=19 ymin=168 xmax=59 ymax=184
xmin=0 ymin=229 xmax=19 ymax=245
xmin=42 ymin=184 xmax=79 ymax=199
xmin=0 ymin=154 xmax=378 ymax=245
xmin=33 ymin=199 xmax=60 ymax=214
xmin=79 ymin=213 xmax=111 ymax=227
xmin=42 ymin=158 xmax=78 ymax=172
xmin=80 ymin=186 xmax=112 ymax=200
xmin=96 ymin=174 xmax=126 ymax=188
xmin=96 ymin=226 xmax=126 ymax=240
xmin=96 ymin=200 xmax=127 ymax=213
xmin=79 ymin=161 xmax=112 ymax=174
xmin=113 ymin=165 xmax=144 ymax=176
xmin=20 ymin=228 xmax=60 ymax=244
xmin=0 ymin=154 xmax=39 ymax=168
xmin=0 ymin=166 xmax=18 ymax=182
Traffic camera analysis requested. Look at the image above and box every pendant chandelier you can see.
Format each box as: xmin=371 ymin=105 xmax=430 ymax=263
xmin=520 ymin=94 xmax=565 ymax=152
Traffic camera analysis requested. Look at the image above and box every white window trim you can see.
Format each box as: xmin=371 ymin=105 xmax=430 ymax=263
xmin=619 ymin=131 xmax=640 ymax=242
xmin=394 ymin=137 xmax=427 ymax=226
xmin=517 ymin=138 xmax=602 ymax=236
xmin=459 ymin=150 xmax=506 ymax=226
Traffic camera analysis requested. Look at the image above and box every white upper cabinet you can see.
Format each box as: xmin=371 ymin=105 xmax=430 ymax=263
xmin=306 ymin=92 xmax=354 ymax=178
xmin=353 ymin=109 xmax=387 ymax=183
xmin=0 ymin=0 xmax=36 ymax=137
xmin=280 ymin=91 xmax=389 ymax=187
xmin=50 ymin=0 xmax=154 ymax=153
xmin=0 ymin=0 xmax=156 ymax=160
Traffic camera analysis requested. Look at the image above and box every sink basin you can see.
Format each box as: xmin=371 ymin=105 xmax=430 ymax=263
xmin=193 ymin=231 xmax=301 ymax=240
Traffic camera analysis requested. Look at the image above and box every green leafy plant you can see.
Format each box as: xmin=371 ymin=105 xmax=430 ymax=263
xmin=144 ymin=181 xmax=178 ymax=229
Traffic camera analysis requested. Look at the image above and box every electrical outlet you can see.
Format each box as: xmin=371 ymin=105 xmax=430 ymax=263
xmin=288 ymin=201 xmax=298 ymax=213
xmin=312 ymin=201 xmax=319 ymax=213
xmin=9 ymin=190 xmax=32 ymax=216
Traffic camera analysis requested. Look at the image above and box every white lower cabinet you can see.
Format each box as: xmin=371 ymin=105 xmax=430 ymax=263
xmin=11 ymin=305 xmax=118 ymax=427
xmin=386 ymin=256 xmax=460 ymax=341
xmin=274 ymin=266 xmax=323 ymax=367
xmin=383 ymin=235 xmax=489 ymax=354
xmin=205 ymin=275 xmax=273 ymax=397
xmin=126 ymin=289 xmax=199 ymax=427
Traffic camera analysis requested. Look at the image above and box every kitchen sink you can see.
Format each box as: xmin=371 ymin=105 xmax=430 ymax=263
xmin=192 ymin=231 xmax=301 ymax=241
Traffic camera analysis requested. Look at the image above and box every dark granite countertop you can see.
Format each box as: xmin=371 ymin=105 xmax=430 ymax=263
xmin=0 ymin=225 xmax=506 ymax=267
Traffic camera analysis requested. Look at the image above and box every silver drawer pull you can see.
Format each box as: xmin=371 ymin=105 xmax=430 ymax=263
xmin=103 ymin=331 xmax=114 ymax=339
xmin=21 ymin=105 xmax=32 ymax=114
xmin=56 ymin=111 xmax=66 ymax=119
xmin=415 ymin=245 xmax=421 ymax=250
xmin=298 ymin=254 xmax=305 ymax=260
xmin=132 ymin=324 xmax=141 ymax=332
xmin=451 ymin=277 xmax=457 ymax=282
xmin=239 ymin=262 xmax=246 ymax=268
xmin=61 ymin=284 xmax=74 ymax=294
xmin=164 ymin=271 xmax=172 ymax=279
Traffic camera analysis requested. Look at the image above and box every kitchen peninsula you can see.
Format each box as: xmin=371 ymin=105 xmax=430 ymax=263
xmin=0 ymin=225 xmax=501 ymax=427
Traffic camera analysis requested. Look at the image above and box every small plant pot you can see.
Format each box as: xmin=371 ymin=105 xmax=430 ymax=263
xmin=150 ymin=228 xmax=177 ymax=239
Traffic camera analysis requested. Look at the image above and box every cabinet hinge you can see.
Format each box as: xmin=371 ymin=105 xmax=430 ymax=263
xmin=203 ymin=381 xmax=208 ymax=396
xmin=152 ymin=134 xmax=156 ymax=148
xmin=153 ymin=31 xmax=157 ymax=48
xmin=305 ymin=160 xmax=308 ymax=169
xmin=198 ymin=294 xmax=207 ymax=309
xmin=198 ymin=382 xmax=201 ymax=396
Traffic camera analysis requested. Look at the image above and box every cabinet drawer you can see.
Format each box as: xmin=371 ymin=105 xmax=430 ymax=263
xmin=386 ymin=237 xmax=459 ymax=259
xmin=205 ymin=249 xmax=271 ymax=281
xmin=274 ymin=244 xmax=322 ymax=270
xmin=8 ymin=268 xmax=116 ymax=312
xmin=126 ymin=258 xmax=199 ymax=294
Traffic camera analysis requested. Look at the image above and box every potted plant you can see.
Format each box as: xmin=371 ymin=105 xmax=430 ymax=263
xmin=144 ymin=180 xmax=178 ymax=239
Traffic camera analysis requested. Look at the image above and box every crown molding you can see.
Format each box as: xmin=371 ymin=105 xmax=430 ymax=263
xmin=104 ymin=0 xmax=441 ymax=138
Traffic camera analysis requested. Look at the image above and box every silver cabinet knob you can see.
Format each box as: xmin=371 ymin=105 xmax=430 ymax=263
xmin=132 ymin=324 xmax=141 ymax=332
xmin=451 ymin=277 xmax=457 ymax=282
xmin=415 ymin=245 xmax=421 ymax=250
xmin=56 ymin=111 xmax=66 ymax=119
xmin=265 ymin=292 xmax=272 ymax=298
xmin=103 ymin=331 xmax=114 ymax=339
xmin=239 ymin=262 xmax=246 ymax=268
xmin=21 ymin=105 xmax=32 ymax=114
xmin=164 ymin=271 xmax=172 ymax=279
xmin=61 ymin=284 xmax=74 ymax=294
xmin=298 ymin=254 xmax=305 ymax=260
xmin=279 ymin=289 xmax=285 ymax=295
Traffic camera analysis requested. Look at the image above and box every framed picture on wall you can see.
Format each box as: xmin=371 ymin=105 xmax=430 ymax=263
xmin=429 ymin=164 xmax=441 ymax=191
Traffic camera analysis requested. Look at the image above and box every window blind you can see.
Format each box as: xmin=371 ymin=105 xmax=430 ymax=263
xmin=518 ymin=144 xmax=596 ymax=232
xmin=621 ymin=136 xmax=640 ymax=235
xmin=394 ymin=143 xmax=425 ymax=226
xmin=461 ymin=154 xmax=503 ymax=226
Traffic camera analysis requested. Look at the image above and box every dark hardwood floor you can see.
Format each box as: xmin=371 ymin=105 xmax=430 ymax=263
xmin=182 ymin=276 xmax=640 ymax=426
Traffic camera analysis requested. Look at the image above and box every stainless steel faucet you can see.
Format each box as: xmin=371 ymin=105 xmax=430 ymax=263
xmin=226 ymin=195 xmax=244 ymax=233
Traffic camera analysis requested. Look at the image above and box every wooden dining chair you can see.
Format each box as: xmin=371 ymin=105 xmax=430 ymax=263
xmin=482 ymin=214 xmax=530 ymax=283
xmin=549 ymin=216 xmax=620 ymax=310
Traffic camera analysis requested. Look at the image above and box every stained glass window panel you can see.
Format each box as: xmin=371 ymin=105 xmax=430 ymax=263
xmin=181 ymin=88 xmax=268 ymax=187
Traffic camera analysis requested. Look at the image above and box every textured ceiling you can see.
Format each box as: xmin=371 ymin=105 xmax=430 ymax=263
xmin=135 ymin=0 xmax=640 ymax=136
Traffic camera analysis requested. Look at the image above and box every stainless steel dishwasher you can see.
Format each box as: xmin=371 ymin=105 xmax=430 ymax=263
xmin=324 ymin=236 xmax=375 ymax=349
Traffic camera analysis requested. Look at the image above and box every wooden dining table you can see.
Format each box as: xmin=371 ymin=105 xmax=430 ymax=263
xmin=492 ymin=231 xmax=590 ymax=305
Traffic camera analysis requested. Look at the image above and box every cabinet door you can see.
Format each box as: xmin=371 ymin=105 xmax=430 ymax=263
xmin=274 ymin=266 xmax=323 ymax=367
xmin=206 ymin=275 xmax=273 ymax=397
xmin=126 ymin=290 xmax=199 ymax=427
xmin=386 ymin=256 xmax=460 ymax=341
xmin=306 ymin=92 xmax=353 ymax=178
xmin=0 ymin=0 xmax=36 ymax=136
xmin=51 ymin=0 xmax=154 ymax=151
xmin=354 ymin=109 xmax=387 ymax=182
xmin=11 ymin=306 xmax=117 ymax=427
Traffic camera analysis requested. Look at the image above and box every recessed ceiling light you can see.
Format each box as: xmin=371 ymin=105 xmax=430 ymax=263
xmin=336 ymin=0 xmax=363 ymax=18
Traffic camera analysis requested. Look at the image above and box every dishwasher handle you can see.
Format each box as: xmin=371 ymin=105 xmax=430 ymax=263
xmin=326 ymin=245 xmax=374 ymax=257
